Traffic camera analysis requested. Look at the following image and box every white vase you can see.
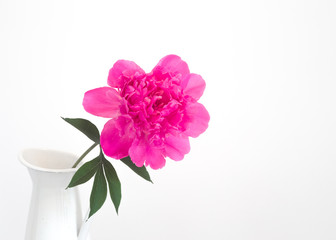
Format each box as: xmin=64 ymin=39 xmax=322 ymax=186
xmin=19 ymin=148 xmax=91 ymax=240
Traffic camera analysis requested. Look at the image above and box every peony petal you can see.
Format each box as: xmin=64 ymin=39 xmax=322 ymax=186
xmin=83 ymin=87 xmax=121 ymax=118
xmin=146 ymin=150 xmax=166 ymax=170
xmin=101 ymin=115 xmax=136 ymax=159
xmin=128 ymin=138 xmax=146 ymax=167
xmin=108 ymin=60 xmax=145 ymax=88
xmin=181 ymin=73 xmax=206 ymax=100
xmin=182 ymin=102 xmax=210 ymax=138
xmin=164 ymin=134 xmax=190 ymax=161
xmin=152 ymin=55 xmax=190 ymax=79
xmin=129 ymin=137 xmax=166 ymax=170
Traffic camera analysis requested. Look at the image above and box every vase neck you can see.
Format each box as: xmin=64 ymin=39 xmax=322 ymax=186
xmin=28 ymin=169 xmax=75 ymax=189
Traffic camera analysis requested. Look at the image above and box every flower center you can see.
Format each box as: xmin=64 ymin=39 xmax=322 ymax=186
xmin=120 ymin=74 xmax=186 ymax=141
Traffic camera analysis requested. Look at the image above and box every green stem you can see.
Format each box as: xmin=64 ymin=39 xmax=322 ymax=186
xmin=72 ymin=142 xmax=99 ymax=168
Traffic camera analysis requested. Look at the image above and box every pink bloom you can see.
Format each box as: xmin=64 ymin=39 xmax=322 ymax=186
xmin=83 ymin=55 xmax=210 ymax=169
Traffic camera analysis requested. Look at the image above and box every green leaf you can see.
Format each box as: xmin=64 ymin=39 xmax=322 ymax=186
xmin=67 ymin=156 xmax=101 ymax=188
xmin=102 ymin=156 xmax=121 ymax=214
xmin=62 ymin=117 xmax=100 ymax=143
xmin=89 ymin=164 xmax=107 ymax=218
xmin=120 ymin=156 xmax=153 ymax=183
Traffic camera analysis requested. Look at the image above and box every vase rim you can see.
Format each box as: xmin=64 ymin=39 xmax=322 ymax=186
xmin=19 ymin=148 xmax=80 ymax=173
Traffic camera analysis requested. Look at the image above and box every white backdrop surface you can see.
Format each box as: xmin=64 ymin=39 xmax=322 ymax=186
xmin=1 ymin=0 xmax=336 ymax=239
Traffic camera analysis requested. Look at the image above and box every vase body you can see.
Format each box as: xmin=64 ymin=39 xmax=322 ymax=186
xmin=19 ymin=149 xmax=84 ymax=240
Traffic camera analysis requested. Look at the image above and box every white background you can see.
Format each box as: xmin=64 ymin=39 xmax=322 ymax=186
xmin=1 ymin=0 xmax=336 ymax=239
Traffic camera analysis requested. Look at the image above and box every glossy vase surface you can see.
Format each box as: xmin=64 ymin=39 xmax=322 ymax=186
xmin=19 ymin=148 xmax=86 ymax=240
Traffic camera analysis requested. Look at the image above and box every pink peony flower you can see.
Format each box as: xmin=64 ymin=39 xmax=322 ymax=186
xmin=83 ymin=55 xmax=210 ymax=169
